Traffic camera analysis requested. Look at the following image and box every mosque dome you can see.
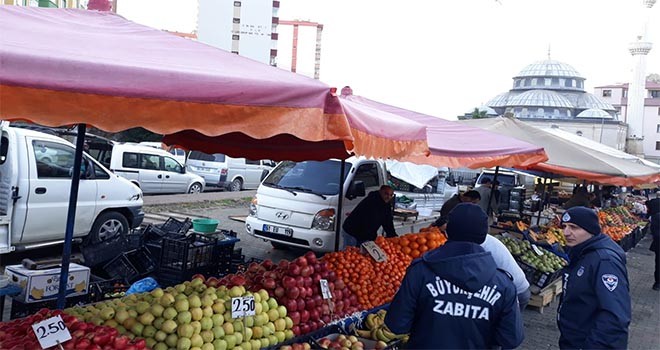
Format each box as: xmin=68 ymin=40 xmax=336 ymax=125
xmin=575 ymin=93 xmax=616 ymax=111
xmin=514 ymin=59 xmax=584 ymax=79
xmin=486 ymin=92 xmax=512 ymax=107
xmin=576 ymin=108 xmax=614 ymax=119
xmin=508 ymin=89 xmax=573 ymax=108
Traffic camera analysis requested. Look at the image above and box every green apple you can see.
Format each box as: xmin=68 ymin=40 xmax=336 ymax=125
xmin=191 ymin=334 xmax=204 ymax=348
xmin=143 ymin=325 xmax=157 ymax=338
xmin=211 ymin=314 xmax=224 ymax=327
xmin=99 ymin=307 xmax=115 ymax=321
xmin=136 ymin=301 xmax=151 ymax=314
xmin=225 ymin=334 xmax=237 ymax=349
xmin=260 ymin=301 xmax=269 ymax=313
xmin=234 ymin=331 xmax=243 ymax=345
xmin=154 ymin=342 xmax=168 ymax=350
xmin=131 ymin=323 xmax=145 ymax=337
xmin=267 ymin=335 xmax=278 ymax=347
xmin=233 ymin=320 xmax=243 ymax=333
xmin=253 ymin=292 xmax=261 ymax=304
xmin=155 ymin=330 xmax=168 ymax=342
xmin=166 ymin=333 xmax=179 ymax=348
xmin=212 ymin=339 xmax=228 ymax=350
xmin=151 ymin=287 xmax=165 ymax=298
xmin=175 ymin=299 xmax=190 ymax=312
xmin=153 ymin=317 xmax=165 ymax=330
xmin=202 ymin=306 xmax=214 ymax=318
xmin=189 ymin=295 xmax=202 ymax=308
xmin=245 ymin=316 xmax=254 ymax=328
xmin=178 ymin=324 xmax=194 ymax=338
xmin=201 ymin=317 xmax=213 ymax=331
xmin=115 ymin=309 xmax=130 ymax=324
xmin=212 ymin=325 xmax=225 ymax=339
xmin=267 ymin=309 xmax=279 ymax=322
xmin=229 ymin=286 xmax=242 ymax=298
xmin=276 ymin=306 xmax=287 ymax=319
xmin=191 ymin=307 xmax=203 ymax=321
xmin=274 ymin=330 xmax=286 ymax=343
xmin=274 ymin=318 xmax=286 ymax=332
xmin=257 ymin=338 xmax=268 ymax=349
xmin=212 ymin=301 xmax=226 ymax=314
xmin=222 ymin=322 xmax=234 ymax=335
xmin=254 ymin=313 xmax=267 ymax=327
xmin=128 ymin=309 xmax=138 ymax=318
xmin=146 ymin=338 xmax=157 ymax=349
xmin=177 ymin=337 xmax=192 ymax=350
xmin=151 ymin=304 xmax=165 ymax=318
xmin=254 ymin=302 xmax=263 ymax=315
xmin=201 ymin=295 xmax=214 ymax=307
xmin=252 ymin=326 xmax=263 ymax=339
xmin=103 ymin=320 xmax=118 ymax=328
xmin=200 ymin=329 xmax=214 ymax=343
xmin=138 ymin=312 xmax=155 ymax=326
xmin=267 ymin=298 xmax=278 ymax=310
xmin=191 ymin=321 xmax=202 ymax=335
xmin=163 ymin=307 xmax=177 ymax=320
xmin=284 ymin=317 xmax=293 ymax=329
xmin=202 ymin=343 xmax=215 ymax=350
xmin=258 ymin=290 xmax=269 ymax=302
xmin=161 ymin=319 xmax=178 ymax=334
xmin=284 ymin=329 xmax=294 ymax=340
xmin=243 ymin=327 xmax=253 ymax=342
xmin=177 ymin=311 xmax=192 ymax=324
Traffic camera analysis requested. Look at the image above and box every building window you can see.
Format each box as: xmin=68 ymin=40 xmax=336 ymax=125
xmin=602 ymin=89 xmax=612 ymax=97
xmin=658 ymin=107 xmax=660 ymax=115
xmin=552 ymin=78 xmax=559 ymax=85
xmin=545 ymin=78 xmax=551 ymax=86
xmin=651 ymin=90 xmax=660 ymax=98
xmin=657 ymin=124 xmax=660 ymax=133
xmin=565 ymin=79 xmax=572 ymax=87
xmin=537 ymin=108 xmax=544 ymax=116
xmin=577 ymin=80 xmax=583 ymax=89
xmin=623 ymin=90 xmax=628 ymax=98
xmin=531 ymin=78 xmax=538 ymax=86
xmin=524 ymin=79 xmax=531 ymax=87
xmin=515 ymin=79 xmax=521 ymax=87
xmin=656 ymin=141 xmax=660 ymax=151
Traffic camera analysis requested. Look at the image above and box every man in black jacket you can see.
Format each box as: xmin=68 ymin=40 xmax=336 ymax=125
xmin=431 ymin=190 xmax=481 ymax=229
xmin=342 ymin=185 xmax=397 ymax=246
xmin=646 ymin=198 xmax=660 ymax=290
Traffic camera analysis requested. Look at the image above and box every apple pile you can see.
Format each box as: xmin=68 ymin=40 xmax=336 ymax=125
xmin=206 ymin=251 xmax=362 ymax=336
xmin=65 ymin=278 xmax=295 ymax=350
xmin=278 ymin=342 xmax=312 ymax=350
xmin=0 ymin=308 xmax=144 ymax=350
xmin=315 ymin=334 xmax=388 ymax=350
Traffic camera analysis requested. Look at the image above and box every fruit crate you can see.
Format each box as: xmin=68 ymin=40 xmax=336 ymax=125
xmin=81 ymin=234 xmax=128 ymax=268
xmin=159 ymin=233 xmax=218 ymax=272
xmin=101 ymin=253 xmax=141 ymax=283
xmin=159 ymin=216 xmax=193 ymax=234
xmin=10 ymin=295 xmax=89 ymax=320
xmin=125 ymin=247 xmax=157 ymax=277
xmin=517 ymin=259 xmax=563 ymax=289
xmin=209 ymin=231 xmax=241 ymax=275
xmin=88 ymin=277 xmax=130 ymax=302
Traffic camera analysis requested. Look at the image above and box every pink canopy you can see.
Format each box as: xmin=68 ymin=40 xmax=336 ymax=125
xmin=0 ymin=6 xmax=428 ymax=161
xmin=339 ymin=92 xmax=548 ymax=168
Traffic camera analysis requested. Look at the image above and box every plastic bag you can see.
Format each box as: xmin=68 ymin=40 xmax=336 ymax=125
xmin=126 ymin=277 xmax=159 ymax=295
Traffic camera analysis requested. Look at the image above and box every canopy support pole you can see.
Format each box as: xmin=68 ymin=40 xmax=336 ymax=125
xmin=537 ymin=176 xmax=549 ymax=226
xmin=57 ymin=124 xmax=86 ymax=309
xmin=487 ymin=166 xmax=500 ymax=216
xmin=334 ymin=159 xmax=346 ymax=252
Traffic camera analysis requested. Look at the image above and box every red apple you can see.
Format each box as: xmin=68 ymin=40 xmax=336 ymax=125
xmin=286 ymin=298 xmax=298 ymax=312
xmin=286 ymin=286 xmax=300 ymax=299
xmin=300 ymin=310 xmax=310 ymax=323
xmin=274 ymin=286 xmax=286 ymax=298
xmin=282 ymin=276 xmax=297 ymax=289
xmin=297 ymin=298 xmax=306 ymax=311
xmin=289 ymin=311 xmax=301 ymax=325
xmin=295 ymin=256 xmax=308 ymax=267
xmin=288 ymin=264 xmax=302 ymax=276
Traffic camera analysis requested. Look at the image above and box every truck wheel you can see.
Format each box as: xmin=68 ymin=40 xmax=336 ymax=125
xmin=188 ymin=182 xmax=203 ymax=194
xmin=87 ymin=211 xmax=129 ymax=245
xmin=271 ymin=241 xmax=289 ymax=250
xmin=229 ymin=178 xmax=242 ymax=192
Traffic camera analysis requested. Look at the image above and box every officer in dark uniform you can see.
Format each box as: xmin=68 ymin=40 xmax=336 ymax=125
xmin=384 ymin=203 xmax=524 ymax=349
xmin=557 ymin=206 xmax=631 ymax=349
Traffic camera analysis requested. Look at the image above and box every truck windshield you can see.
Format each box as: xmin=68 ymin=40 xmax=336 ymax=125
xmin=263 ymin=160 xmax=351 ymax=195
xmin=482 ymin=173 xmax=516 ymax=187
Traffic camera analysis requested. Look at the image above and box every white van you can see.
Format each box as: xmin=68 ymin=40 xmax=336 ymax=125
xmin=186 ymin=151 xmax=275 ymax=191
xmin=139 ymin=141 xmax=187 ymax=165
xmin=109 ymin=144 xmax=205 ymax=194
xmin=0 ymin=124 xmax=144 ymax=254
xmin=245 ymin=158 xmax=444 ymax=252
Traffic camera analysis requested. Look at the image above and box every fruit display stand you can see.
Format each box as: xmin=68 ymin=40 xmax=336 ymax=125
xmin=527 ymin=277 xmax=563 ymax=314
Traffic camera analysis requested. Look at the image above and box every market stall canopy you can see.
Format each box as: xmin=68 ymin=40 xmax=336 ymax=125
xmin=461 ymin=116 xmax=660 ymax=186
xmin=0 ymin=6 xmax=428 ymax=161
xmin=339 ymin=92 xmax=548 ymax=168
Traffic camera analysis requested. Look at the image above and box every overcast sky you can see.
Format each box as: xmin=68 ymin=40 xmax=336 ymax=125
xmin=117 ymin=0 xmax=659 ymax=120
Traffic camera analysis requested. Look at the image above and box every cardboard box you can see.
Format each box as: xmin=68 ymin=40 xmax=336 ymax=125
xmin=5 ymin=263 xmax=90 ymax=303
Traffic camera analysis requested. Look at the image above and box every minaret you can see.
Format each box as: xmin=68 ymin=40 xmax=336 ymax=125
xmin=626 ymin=0 xmax=655 ymax=156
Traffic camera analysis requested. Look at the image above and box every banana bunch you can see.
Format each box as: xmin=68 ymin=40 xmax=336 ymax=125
xmin=356 ymin=310 xmax=409 ymax=344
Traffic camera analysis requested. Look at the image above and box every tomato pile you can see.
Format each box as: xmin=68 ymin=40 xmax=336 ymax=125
xmin=0 ymin=308 xmax=145 ymax=350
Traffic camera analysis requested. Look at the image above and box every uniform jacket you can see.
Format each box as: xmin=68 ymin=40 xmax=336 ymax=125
xmin=342 ymin=190 xmax=396 ymax=242
xmin=647 ymin=198 xmax=659 ymax=253
xmin=385 ymin=241 xmax=524 ymax=350
xmin=557 ymin=234 xmax=631 ymax=349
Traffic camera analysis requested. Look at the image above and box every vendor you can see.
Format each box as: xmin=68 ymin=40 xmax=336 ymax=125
xmin=342 ymin=185 xmax=398 ymax=247
xmin=431 ymin=190 xmax=481 ymax=229
xmin=563 ymin=186 xmax=590 ymax=209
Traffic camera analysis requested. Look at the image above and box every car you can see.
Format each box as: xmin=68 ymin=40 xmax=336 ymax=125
xmin=186 ymin=151 xmax=275 ymax=191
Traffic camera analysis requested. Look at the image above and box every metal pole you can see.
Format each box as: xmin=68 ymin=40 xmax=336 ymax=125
xmin=487 ymin=166 xmax=500 ymax=216
xmin=334 ymin=159 xmax=346 ymax=252
xmin=57 ymin=124 xmax=86 ymax=309
xmin=537 ymin=176 xmax=549 ymax=226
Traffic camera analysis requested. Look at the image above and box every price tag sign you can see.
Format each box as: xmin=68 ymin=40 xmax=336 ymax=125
xmin=32 ymin=315 xmax=71 ymax=349
xmin=362 ymin=241 xmax=387 ymax=262
xmin=531 ymin=244 xmax=545 ymax=256
xmin=320 ymin=279 xmax=332 ymax=299
xmin=231 ymin=296 xmax=256 ymax=318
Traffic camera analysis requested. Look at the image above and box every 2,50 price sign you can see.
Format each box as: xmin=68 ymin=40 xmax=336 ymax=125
xmin=31 ymin=315 xmax=71 ymax=349
xmin=362 ymin=241 xmax=387 ymax=262
xmin=231 ymin=296 xmax=256 ymax=318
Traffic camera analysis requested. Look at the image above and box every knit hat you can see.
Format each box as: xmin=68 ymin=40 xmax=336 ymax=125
xmin=446 ymin=203 xmax=489 ymax=244
xmin=561 ymin=206 xmax=601 ymax=235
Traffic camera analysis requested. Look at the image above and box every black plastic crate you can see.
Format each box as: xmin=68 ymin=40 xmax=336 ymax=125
xmin=124 ymin=231 xmax=144 ymax=251
xmin=125 ymin=247 xmax=157 ymax=276
xmin=89 ymin=278 xmax=130 ymax=302
xmin=159 ymin=217 xmax=193 ymax=234
xmin=159 ymin=233 xmax=218 ymax=272
xmin=102 ymin=253 xmax=140 ymax=282
xmin=517 ymin=259 xmax=563 ymax=289
xmin=10 ymin=295 xmax=89 ymax=320
xmin=81 ymin=235 xmax=127 ymax=267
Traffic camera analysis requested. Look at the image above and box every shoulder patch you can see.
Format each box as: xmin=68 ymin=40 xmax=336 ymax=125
xmin=601 ymin=274 xmax=619 ymax=291
xmin=497 ymin=268 xmax=514 ymax=281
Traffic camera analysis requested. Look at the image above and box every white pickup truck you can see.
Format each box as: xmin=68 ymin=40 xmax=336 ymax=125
xmin=245 ymin=158 xmax=447 ymax=252
xmin=0 ymin=123 xmax=144 ymax=255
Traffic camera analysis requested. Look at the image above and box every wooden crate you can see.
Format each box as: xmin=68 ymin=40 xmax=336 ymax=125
xmin=527 ymin=277 xmax=563 ymax=314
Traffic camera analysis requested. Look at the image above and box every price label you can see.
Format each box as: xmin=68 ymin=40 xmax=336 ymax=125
xmin=320 ymin=279 xmax=332 ymax=299
xmin=32 ymin=315 xmax=71 ymax=349
xmin=231 ymin=296 xmax=256 ymax=318
xmin=362 ymin=241 xmax=387 ymax=262
xmin=531 ymin=244 xmax=544 ymax=256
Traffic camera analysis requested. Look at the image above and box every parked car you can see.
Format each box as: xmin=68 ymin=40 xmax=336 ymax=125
xmin=186 ymin=151 xmax=275 ymax=191
xmin=139 ymin=141 xmax=187 ymax=165
xmin=0 ymin=123 xmax=144 ymax=254
xmin=109 ymin=144 xmax=205 ymax=194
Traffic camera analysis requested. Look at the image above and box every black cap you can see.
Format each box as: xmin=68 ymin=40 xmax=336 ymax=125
xmin=446 ymin=203 xmax=489 ymax=244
